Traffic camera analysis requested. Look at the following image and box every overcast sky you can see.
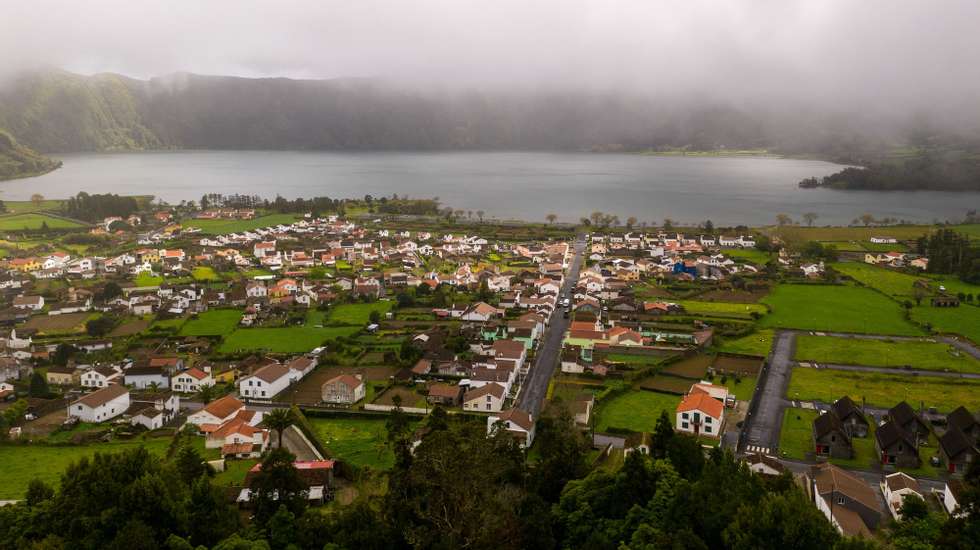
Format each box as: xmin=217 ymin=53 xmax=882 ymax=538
xmin=3 ymin=1 xmax=980 ymax=110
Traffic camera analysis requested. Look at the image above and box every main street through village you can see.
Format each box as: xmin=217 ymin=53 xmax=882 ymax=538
xmin=516 ymin=237 xmax=587 ymax=417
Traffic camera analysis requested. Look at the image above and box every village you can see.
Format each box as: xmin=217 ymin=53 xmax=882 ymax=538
xmin=0 ymin=195 xmax=977 ymax=543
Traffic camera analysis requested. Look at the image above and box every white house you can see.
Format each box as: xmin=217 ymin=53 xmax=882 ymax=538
xmin=82 ymin=366 xmax=122 ymax=388
xmin=68 ymin=385 xmax=130 ymax=423
xmin=675 ymin=385 xmax=725 ymax=437
xmin=943 ymin=480 xmax=965 ymax=518
xmin=286 ymin=356 xmax=317 ymax=381
xmin=880 ymin=472 xmax=923 ymax=520
xmin=487 ymin=408 xmax=536 ymax=448
xmin=463 ymin=383 xmax=506 ymax=412
xmin=130 ymin=407 xmax=165 ymax=430
xmin=172 ymin=368 xmax=214 ymax=393
xmin=12 ymin=295 xmax=44 ymax=311
xmin=123 ymin=365 xmax=171 ymax=389
xmin=870 ymin=237 xmax=898 ymax=244
xmin=239 ymin=363 xmax=292 ymax=399
xmin=186 ymin=394 xmax=245 ymax=426
xmin=459 ymin=302 xmax=503 ymax=322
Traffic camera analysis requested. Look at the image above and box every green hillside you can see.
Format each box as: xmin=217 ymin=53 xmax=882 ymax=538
xmin=0 ymin=129 xmax=61 ymax=181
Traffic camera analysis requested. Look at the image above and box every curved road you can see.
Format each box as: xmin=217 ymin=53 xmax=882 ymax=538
xmin=515 ymin=237 xmax=586 ymax=417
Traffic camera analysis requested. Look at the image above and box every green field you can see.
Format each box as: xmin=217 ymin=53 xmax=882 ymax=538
xmin=309 ymin=417 xmax=399 ymax=470
xmin=773 ymin=225 xmax=932 ymax=242
xmin=595 ymin=389 xmax=681 ymax=433
xmin=183 ymin=213 xmax=299 ymax=235
xmin=722 ymin=248 xmax=772 ymax=264
xmin=0 ymin=213 xmax=85 ymax=231
xmin=911 ymin=305 xmax=980 ymax=344
xmin=218 ymin=325 xmax=359 ymax=353
xmin=778 ymin=407 xmax=820 ymax=460
xmin=326 ymin=301 xmax=394 ymax=325
xmin=191 ymin=266 xmax=220 ymax=281
xmin=675 ymin=300 xmax=767 ymax=316
xmin=0 ymin=437 xmax=172 ymax=500
xmin=723 ymin=376 xmax=759 ymax=402
xmin=787 ymin=367 xmax=980 ymax=412
xmin=3 ymin=199 xmax=66 ymax=213
xmin=715 ymin=329 xmax=774 ymax=356
xmin=832 ymin=262 xmax=925 ymax=298
xmin=952 ymin=224 xmax=980 ymax=240
xmin=794 ymin=334 xmax=980 ymax=373
xmin=759 ymin=284 xmax=921 ymax=335
xmin=134 ymin=272 xmax=163 ymax=287
xmin=179 ymin=309 xmax=242 ymax=336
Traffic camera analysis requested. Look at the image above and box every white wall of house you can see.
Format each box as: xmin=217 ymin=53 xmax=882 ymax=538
xmin=69 ymin=394 xmax=130 ymax=423
xmin=239 ymin=374 xmax=290 ymax=399
xmin=675 ymin=409 xmax=723 ymax=437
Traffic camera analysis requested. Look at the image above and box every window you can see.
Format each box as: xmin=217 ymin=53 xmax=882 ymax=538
xmin=837 ymin=496 xmax=845 ymax=505
xmin=682 ymin=422 xmax=689 ymax=429
xmin=261 ymin=391 xmax=266 ymax=397
xmin=682 ymin=412 xmax=689 ymax=420
xmin=705 ymin=416 xmax=712 ymax=424
xmin=486 ymin=404 xmax=491 ymax=411
xmin=704 ymin=426 xmax=711 ymax=433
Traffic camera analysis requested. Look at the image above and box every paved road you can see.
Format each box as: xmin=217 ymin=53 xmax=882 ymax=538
xmin=939 ymin=336 xmax=980 ymax=360
xmin=515 ymin=238 xmax=586 ymax=417
xmin=741 ymin=329 xmax=794 ymax=455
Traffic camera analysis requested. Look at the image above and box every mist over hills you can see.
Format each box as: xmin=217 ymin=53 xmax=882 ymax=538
xmin=0 ymin=69 xmax=978 ymax=190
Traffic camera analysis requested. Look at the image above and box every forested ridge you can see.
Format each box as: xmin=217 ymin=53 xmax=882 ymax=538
xmin=0 ymin=406 xmax=977 ymax=549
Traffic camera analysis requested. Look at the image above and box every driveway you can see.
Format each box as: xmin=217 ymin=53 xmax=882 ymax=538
xmin=515 ymin=237 xmax=586 ymax=417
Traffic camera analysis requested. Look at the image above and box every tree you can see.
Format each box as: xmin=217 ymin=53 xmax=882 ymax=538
xmin=29 ymin=371 xmax=49 ymax=398
xmin=723 ymin=491 xmax=839 ymax=550
xmin=86 ymin=315 xmax=116 ymax=337
xmin=101 ymin=281 xmax=123 ymax=301
xmin=626 ymin=216 xmax=637 ymax=229
xmin=31 ymin=193 xmax=44 ymax=207
xmin=651 ymin=409 xmax=674 ymax=458
xmin=859 ymin=213 xmax=876 ymax=226
xmin=776 ymin=213 xmax=793 ymax=226
xmin=476 ymin=210 xmax=485 ymax=222
xmin=704 ymin=220 xmax=714 ymax=232
xmin=25 ymin=478 xmax=54 ymax=507
xmin=663 ymin=218 xmax=674 ymax=231
xmin=590 ymin=211 xmax=604 ymax=227
xmin=174 ymin=444 xmax=211 ymax=485
xmin=250 ymin=448 xmax=308 ymax=524
xmin=803 ymin=212 xmax=819 ymax=227
xmin=546 ymin=213 xmax=558 ymax=225
xmin=196 ymin=383 xmax=217 ymax=405
xmin=530 ymin=401 xmax=590 ymax=502
xmin=261 ymin=408 xmax=296 ymax=449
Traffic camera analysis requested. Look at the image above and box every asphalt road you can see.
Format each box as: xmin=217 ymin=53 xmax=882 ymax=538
xmin=741 ymin=329 xmax=794 ymax=455
xmin=515 ymin=237 xmax=586 ymax=417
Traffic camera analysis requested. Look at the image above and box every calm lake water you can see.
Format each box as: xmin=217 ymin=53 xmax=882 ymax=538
xmin=5 ymin=150 xmax=978 ymax=226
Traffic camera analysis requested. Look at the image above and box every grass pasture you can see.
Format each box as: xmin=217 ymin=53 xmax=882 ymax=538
xmin=309 ymin=417 xmax=404 ymax=470
xmin=715 ymin=329 xmax=774 ymax=356
xmin=595 ymin=389 xmax=681 ymax=433
xmin=676 ymin=300 xmax=767 ymax=319
xmin=0 ymin=436 xmax=172 ymax=500
xmin=191 ymin=266 xmax=220 ymax=281
xmin=794 ymin=334 xmax=980 ymax=373
xmin=218 ymin=325 xmax=359 ymax=353
xmin=832 ymin=262 xmax=925 ymax=298
xmin=661 ymin=355 xmax=712 ymax=379
xmin=778 ymin=407 xmax=818 ymax=460
xmin=911 ymin=305 xmax=980 ymax=344
xmin=787 ymin=367 xmax=980 ymax=412
xmin=182 ymin=213 xmax=299 ymax=235
xmin=327 ymin=301 xmax=394 ymax=325
xmin=179 ymin=309 xmax=242 ymax=337
xmin=760 ymin=284 xmax=920 ymax=335
xmin=0 ymin=213 xmax=85 ymax=231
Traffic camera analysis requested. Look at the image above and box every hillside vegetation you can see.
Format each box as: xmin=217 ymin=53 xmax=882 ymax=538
xmin=0 ymin=129 xmax=61 ymax=181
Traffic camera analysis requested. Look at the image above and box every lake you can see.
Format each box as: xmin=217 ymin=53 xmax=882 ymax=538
xmin=4 ymin=150 xmax=978 ymax=225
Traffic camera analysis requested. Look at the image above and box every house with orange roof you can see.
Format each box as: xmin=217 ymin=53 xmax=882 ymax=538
xmin=186 ymin=394 xmax=245 ymax=426
xmin=205 ymin=409 xmax=269 ymax=459
xmin=675 ymin=384 xmax=725 ymax=438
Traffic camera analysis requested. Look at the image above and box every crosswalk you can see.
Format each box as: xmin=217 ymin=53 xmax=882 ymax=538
xmin=745 ymin=445 xmax=770 ymax=454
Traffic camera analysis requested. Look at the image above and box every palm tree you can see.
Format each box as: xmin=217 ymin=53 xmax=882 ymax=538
xmin=546 ymin=213 xmax=558 ymax=225
xmin=196 ymin=383 xmax=216 ymax=404
xmin=262 ymin=408 xmax=296 ymax=449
